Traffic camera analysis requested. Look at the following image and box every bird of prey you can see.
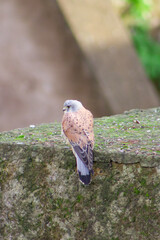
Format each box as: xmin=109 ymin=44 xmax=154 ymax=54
xmin=61 ymin=100 xmax=94 ymax=185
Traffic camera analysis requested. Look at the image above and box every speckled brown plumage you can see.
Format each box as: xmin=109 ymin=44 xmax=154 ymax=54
xmin=62 ymin=100 xmax=94 ymax=185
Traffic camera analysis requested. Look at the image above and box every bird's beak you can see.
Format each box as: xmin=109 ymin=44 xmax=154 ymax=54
xmin=63 ymin=106 xmax=67 ymax=112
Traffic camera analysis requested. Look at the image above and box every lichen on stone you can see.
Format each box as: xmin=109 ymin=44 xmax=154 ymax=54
xmin=0 ymin=108 xmax=160 ymax=239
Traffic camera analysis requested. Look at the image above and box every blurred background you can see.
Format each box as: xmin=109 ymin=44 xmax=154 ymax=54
xmin=0 ymin=0 xmax=160 ymax=131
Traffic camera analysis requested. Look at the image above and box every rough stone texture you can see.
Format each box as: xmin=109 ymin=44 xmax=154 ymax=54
xmin=0 ymin=108 xmax=160 ymax=240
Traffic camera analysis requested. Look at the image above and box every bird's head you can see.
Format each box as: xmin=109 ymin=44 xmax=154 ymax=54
xmin=63 ymin=100 xmax=83 ymax=113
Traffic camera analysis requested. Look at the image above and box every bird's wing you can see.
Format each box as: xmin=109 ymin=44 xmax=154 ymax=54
xmin=62 ymin=110 xmax=94 ymax=171
xmin=71 ymin=141 xmax=94 ymax=172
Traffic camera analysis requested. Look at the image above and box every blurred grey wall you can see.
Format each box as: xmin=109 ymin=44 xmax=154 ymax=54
xmin=0 ymin=0 xmax=159 ymax=131
xmin=0 ymin=0 xmax=107 ymax=131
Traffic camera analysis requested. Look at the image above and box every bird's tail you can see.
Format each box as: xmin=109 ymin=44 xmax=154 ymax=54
xmin=75 ymin=154 xmax=93 ymax=185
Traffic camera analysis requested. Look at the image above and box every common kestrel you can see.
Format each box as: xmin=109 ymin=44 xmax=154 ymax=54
xmin=62 ymin=100 xmax=94 ymax=185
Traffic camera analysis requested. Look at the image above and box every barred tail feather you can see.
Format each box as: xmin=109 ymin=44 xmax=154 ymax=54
xmin=76 ymin=154 xmax=92 ymax=185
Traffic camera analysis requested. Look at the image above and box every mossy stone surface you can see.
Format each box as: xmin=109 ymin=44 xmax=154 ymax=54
xmin=0 ymin=108 xmax=160 ymax=239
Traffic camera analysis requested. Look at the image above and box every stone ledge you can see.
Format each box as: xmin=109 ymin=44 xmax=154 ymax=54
xmin=0 ymin=107 xmax=160 ymax=167
xmin=0 ymin=107 xmax=160 ymax=240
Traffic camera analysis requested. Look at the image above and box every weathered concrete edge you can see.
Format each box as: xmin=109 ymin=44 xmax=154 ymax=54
xmin=0 ymin=141 xmax=159 ymax=169
xmin=0 ymin=107 xmax=160 ymax=168
xmin=99 ymin=150 xmax=160 ymax=167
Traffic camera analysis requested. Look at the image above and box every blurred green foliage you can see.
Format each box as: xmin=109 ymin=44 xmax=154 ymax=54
xmin=123 ymin=0 xmax=160 ymax=92
xmin=124 ymin=0 xmax=152 ymax=21
xmin=132 ymin=26 xmax=160 ymax=90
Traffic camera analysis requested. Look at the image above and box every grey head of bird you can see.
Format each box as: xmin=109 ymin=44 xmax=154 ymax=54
xmin=63 ymin=100 xmax=83 ymax=113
